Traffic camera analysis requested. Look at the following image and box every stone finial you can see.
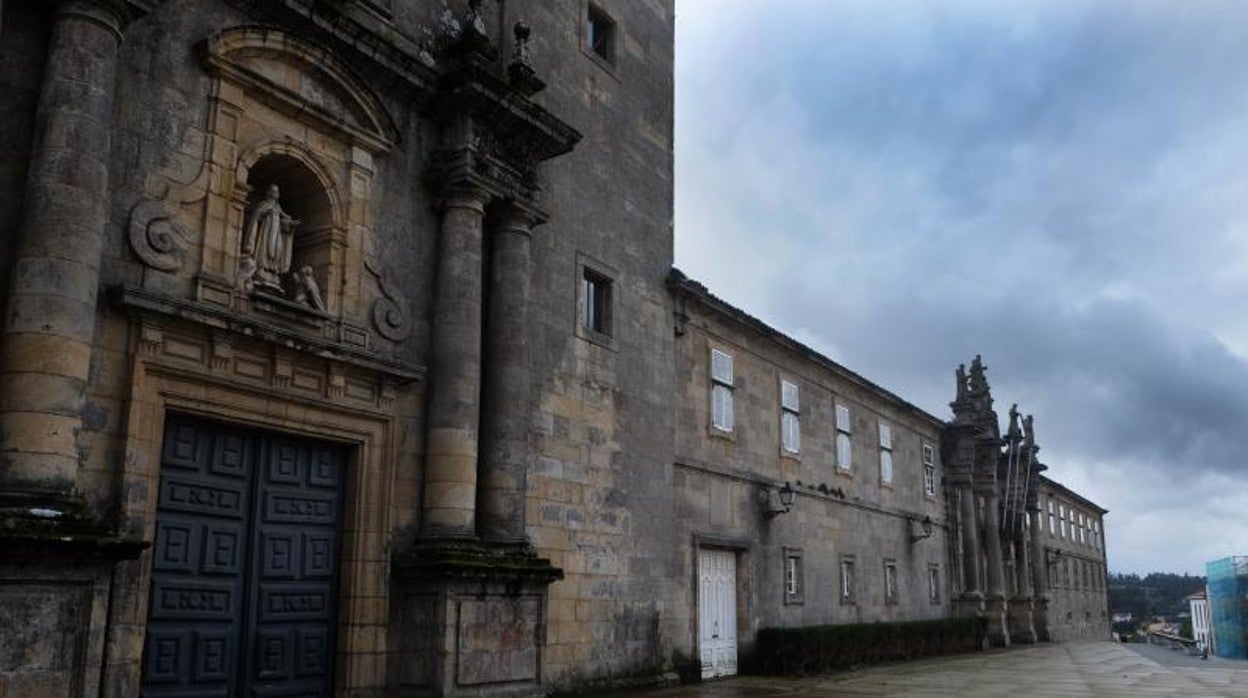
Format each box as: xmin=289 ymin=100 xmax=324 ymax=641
xmin=1007 ymin=403 xmax=1021 ymax=441
xmin=968 ymin=354 xmax=988 ymax=395
xmin=955 ymin=363 xmax=968 ymax=401
xmin=513 ymin=20 xmax=532 ymax=64
xmin=507 ymin=19 xmax=545 ymax=95
xmin=466 ymin=0 xmax=487 ymax=36
xmin=1023 ymin=414 xmax=1035 ymax=448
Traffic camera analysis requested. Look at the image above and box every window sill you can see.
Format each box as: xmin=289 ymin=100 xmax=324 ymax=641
xmin=780 ymin=450 xmax=800 ymax=462
xmin=709 ymin=426 xmax=736 ymax=442
xmin=835 ymin=467 xmax=854 ymax=479
xmin=582 ymin=47 xmax=621 ymax=81
xmin=575 ymin=323 xmax=616 ymax=352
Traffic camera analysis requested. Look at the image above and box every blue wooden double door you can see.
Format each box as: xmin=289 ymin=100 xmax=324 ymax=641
xmin=141 ymin=415 xmax=346 ymax=697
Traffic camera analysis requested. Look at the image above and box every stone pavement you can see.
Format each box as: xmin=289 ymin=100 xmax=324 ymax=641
xmin=604 ymin=641 xmax=1248 ymax=696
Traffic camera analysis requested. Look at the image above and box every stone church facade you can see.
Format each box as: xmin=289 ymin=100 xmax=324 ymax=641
xmin=0 ymin=1 xmax=1105 ymax=696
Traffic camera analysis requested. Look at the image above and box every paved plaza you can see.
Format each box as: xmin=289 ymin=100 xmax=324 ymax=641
xmin=607 ymin=641 xmax=1248 ymax=697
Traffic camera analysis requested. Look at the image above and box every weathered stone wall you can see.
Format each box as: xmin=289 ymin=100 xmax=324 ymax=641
xmin=1036 ymin=478 xmax=1110 ymax=642
xmin=673 ymin=287 xmax=951 ymax=664
xmin=512 ymin=0 xmax=679 ymax=687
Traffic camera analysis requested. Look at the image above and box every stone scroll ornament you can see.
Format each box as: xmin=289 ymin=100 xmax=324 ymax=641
xmin=127 ymin=167 xmax=210 ymax=272
xmin=362 ymin=229 xmax=410 ymax=342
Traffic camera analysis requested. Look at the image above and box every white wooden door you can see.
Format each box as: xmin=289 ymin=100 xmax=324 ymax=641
xmin=698 ymin=548 xmax=738 ymax=679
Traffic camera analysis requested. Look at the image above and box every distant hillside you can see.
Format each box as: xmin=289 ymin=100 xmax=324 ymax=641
xmin=1108 ymin=572 xmax=1205 ymax=622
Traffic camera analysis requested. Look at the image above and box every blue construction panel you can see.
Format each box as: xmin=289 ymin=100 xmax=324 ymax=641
xmin=1206 ymin=557 xmax=1248 ymax=659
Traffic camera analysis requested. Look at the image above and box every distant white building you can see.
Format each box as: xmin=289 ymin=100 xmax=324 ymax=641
xmin=1112 ymin=612 xmax=1134 ymax=624
xmin=1188 ymin=589 xmax=1213 ymax=653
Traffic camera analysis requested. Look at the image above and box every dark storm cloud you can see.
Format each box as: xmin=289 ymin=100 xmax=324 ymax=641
xmin=676 ymin=0 xmax=1248 ymax=572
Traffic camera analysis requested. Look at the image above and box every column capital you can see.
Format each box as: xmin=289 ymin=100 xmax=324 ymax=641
xmin=55 ymin=0 xmax=150 ymax=42
xmin=438 ymin=184 xmax=491 ymax=214
xmin=492 ymin=201 xmax=547 ymax=237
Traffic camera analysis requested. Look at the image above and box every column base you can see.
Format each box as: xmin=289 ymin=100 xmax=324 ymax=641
xmin=1007 ymin=596 xmax=1038 ymax=644
xmin=394 ymin=540 xmax=562 ymax=697
xmin=1032 ymin=595 xmax=1052 ymax=642
xmin=983 ymin=594 xmax=1011 ymax=648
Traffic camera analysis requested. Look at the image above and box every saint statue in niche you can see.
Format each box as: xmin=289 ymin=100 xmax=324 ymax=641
xmin=241 ymin=183 xmax=299 ymax=292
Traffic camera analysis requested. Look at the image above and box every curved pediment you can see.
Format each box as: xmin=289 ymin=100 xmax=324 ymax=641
xmin=202 ymin=27 xmax=399 ymax=152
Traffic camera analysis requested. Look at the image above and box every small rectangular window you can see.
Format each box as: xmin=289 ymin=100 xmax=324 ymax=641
xmin=928 ymin=565 xmax=940 ymax=604
xmin=884 ymin=560 xmax=899 ymax=605
xmin=586 ymin=5 xmax=616 ymax=64
xmin=878 ymin=423 xmax=893 ymax=484
xmin=922 ymin=444 xmax=936 ymax=495
xmin=711 ymin=349 xmax=734 ymax=432
xmin=581 ymin=268 xmax=612 ymax=336
xmin=780 ymin=380 xmax=800 ymax=453
xmin=783 ymin=548 xmax=804 ymax=604
xmin=835 ymin=404 xmax=852 ymax=471
xmin=840 ymin=557 xmax=855 ymax=603
xmin=1048 ymin=499 xmax=1056 ymax=536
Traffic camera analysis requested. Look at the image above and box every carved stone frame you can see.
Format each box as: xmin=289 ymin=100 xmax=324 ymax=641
xmin=190 ymin=27 xmax=397 ymax=346
xmin=103 ymin=319 xmax=402 ymax=695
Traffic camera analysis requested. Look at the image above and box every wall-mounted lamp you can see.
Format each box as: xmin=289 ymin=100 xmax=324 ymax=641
xmin=763 ymin=481 xmax=796 ymax=519
xmin=910 ymin=515 xmax=934 ymax=542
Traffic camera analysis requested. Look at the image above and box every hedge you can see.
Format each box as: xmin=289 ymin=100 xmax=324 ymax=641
xmin=754 ymin=616 xmax=986 ymax=675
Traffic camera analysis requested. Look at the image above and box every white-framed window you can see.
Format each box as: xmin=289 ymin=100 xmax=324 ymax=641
xmin=1093 ymin=521 xmax=1101 ymax=549
xmin=1060 ymin=505 xmax=1068 ymax=540
xmin=1079 ymin=514 xmax=1087 ymax=545
xmin=710 ymin=349 xmax=734 ymax=432
xmin=922 ymin=443 xmax=936 ymax=495
xmin=928 ymin=565 xmax=940 ymax=604
xmin=878 ymin=423 xmax=893 ymax=484
xmin=835 ymin=404 xmax=852 ymax=471
xmin=780 ymin=379 xmax=800 ymax=454
xmin=783 ymin=548 xmax=804 ymax=604
xmin=840 ymin=556 xmax=855 ymax=603
xmin=1048 ymin=499 xmax=1056 ymax=536
xmin=884 ymin=559 xmax=899 ymax=605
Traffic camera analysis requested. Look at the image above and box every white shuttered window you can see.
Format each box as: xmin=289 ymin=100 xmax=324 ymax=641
xmin=780 ymin=380 xmax=799 ymax=453
xmin=835 ymin=404 xmax=852 ymax=471
xmin=878 ymin=423 xmax=893 ymax=484
xmin=922 ymin=444 xmax=936 ymax=495
xmin=711 ymin=349 xmax=734 ymax=432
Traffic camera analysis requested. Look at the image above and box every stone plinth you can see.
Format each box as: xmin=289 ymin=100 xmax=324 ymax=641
xmin=394 ymin=543 xmax=562 ymax=697
xmin=0 ymin=532 xmax=145 ymax=697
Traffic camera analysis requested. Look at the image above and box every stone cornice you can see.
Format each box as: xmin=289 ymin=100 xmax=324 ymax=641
xmin=113 ymin=285 xmax=424 ymax=383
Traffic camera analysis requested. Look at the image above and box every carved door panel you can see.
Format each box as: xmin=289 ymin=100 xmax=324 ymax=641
xmin=141 ymin=416 xmax=344 ymax=698
xmin=242 ymin=437 xmax=343 ymax=697
xmin=698 ymin=548 xmax=738 ymax=679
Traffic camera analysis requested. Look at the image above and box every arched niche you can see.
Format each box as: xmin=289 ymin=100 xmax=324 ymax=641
xmin=185 ymin=26 xmax=401 ymax=347
xmin=236 ymin=147 xmax=346 ymax=315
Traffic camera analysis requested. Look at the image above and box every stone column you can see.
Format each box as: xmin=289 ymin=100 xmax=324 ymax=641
xmin=1009 ymin=537 xmax=1038 ymax=643
xmin=982 ymin=491 xmax=1011 ymax=646
xmin=478 ymin=206 xmax=536 ymax=546
xmin=0 ymin=0 xmax=128 ymax=514
xmin=1029 ymin=506 xmax=1051 ymax=641
xmin=958 ymin=485 xmax=982 ymax=595
xmin=422 ymin=185 xmax=490 ymax=540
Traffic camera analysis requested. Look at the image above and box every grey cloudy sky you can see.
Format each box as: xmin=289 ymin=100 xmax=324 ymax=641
xmin=673 ymin=0 xmax=1248 ymax=575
